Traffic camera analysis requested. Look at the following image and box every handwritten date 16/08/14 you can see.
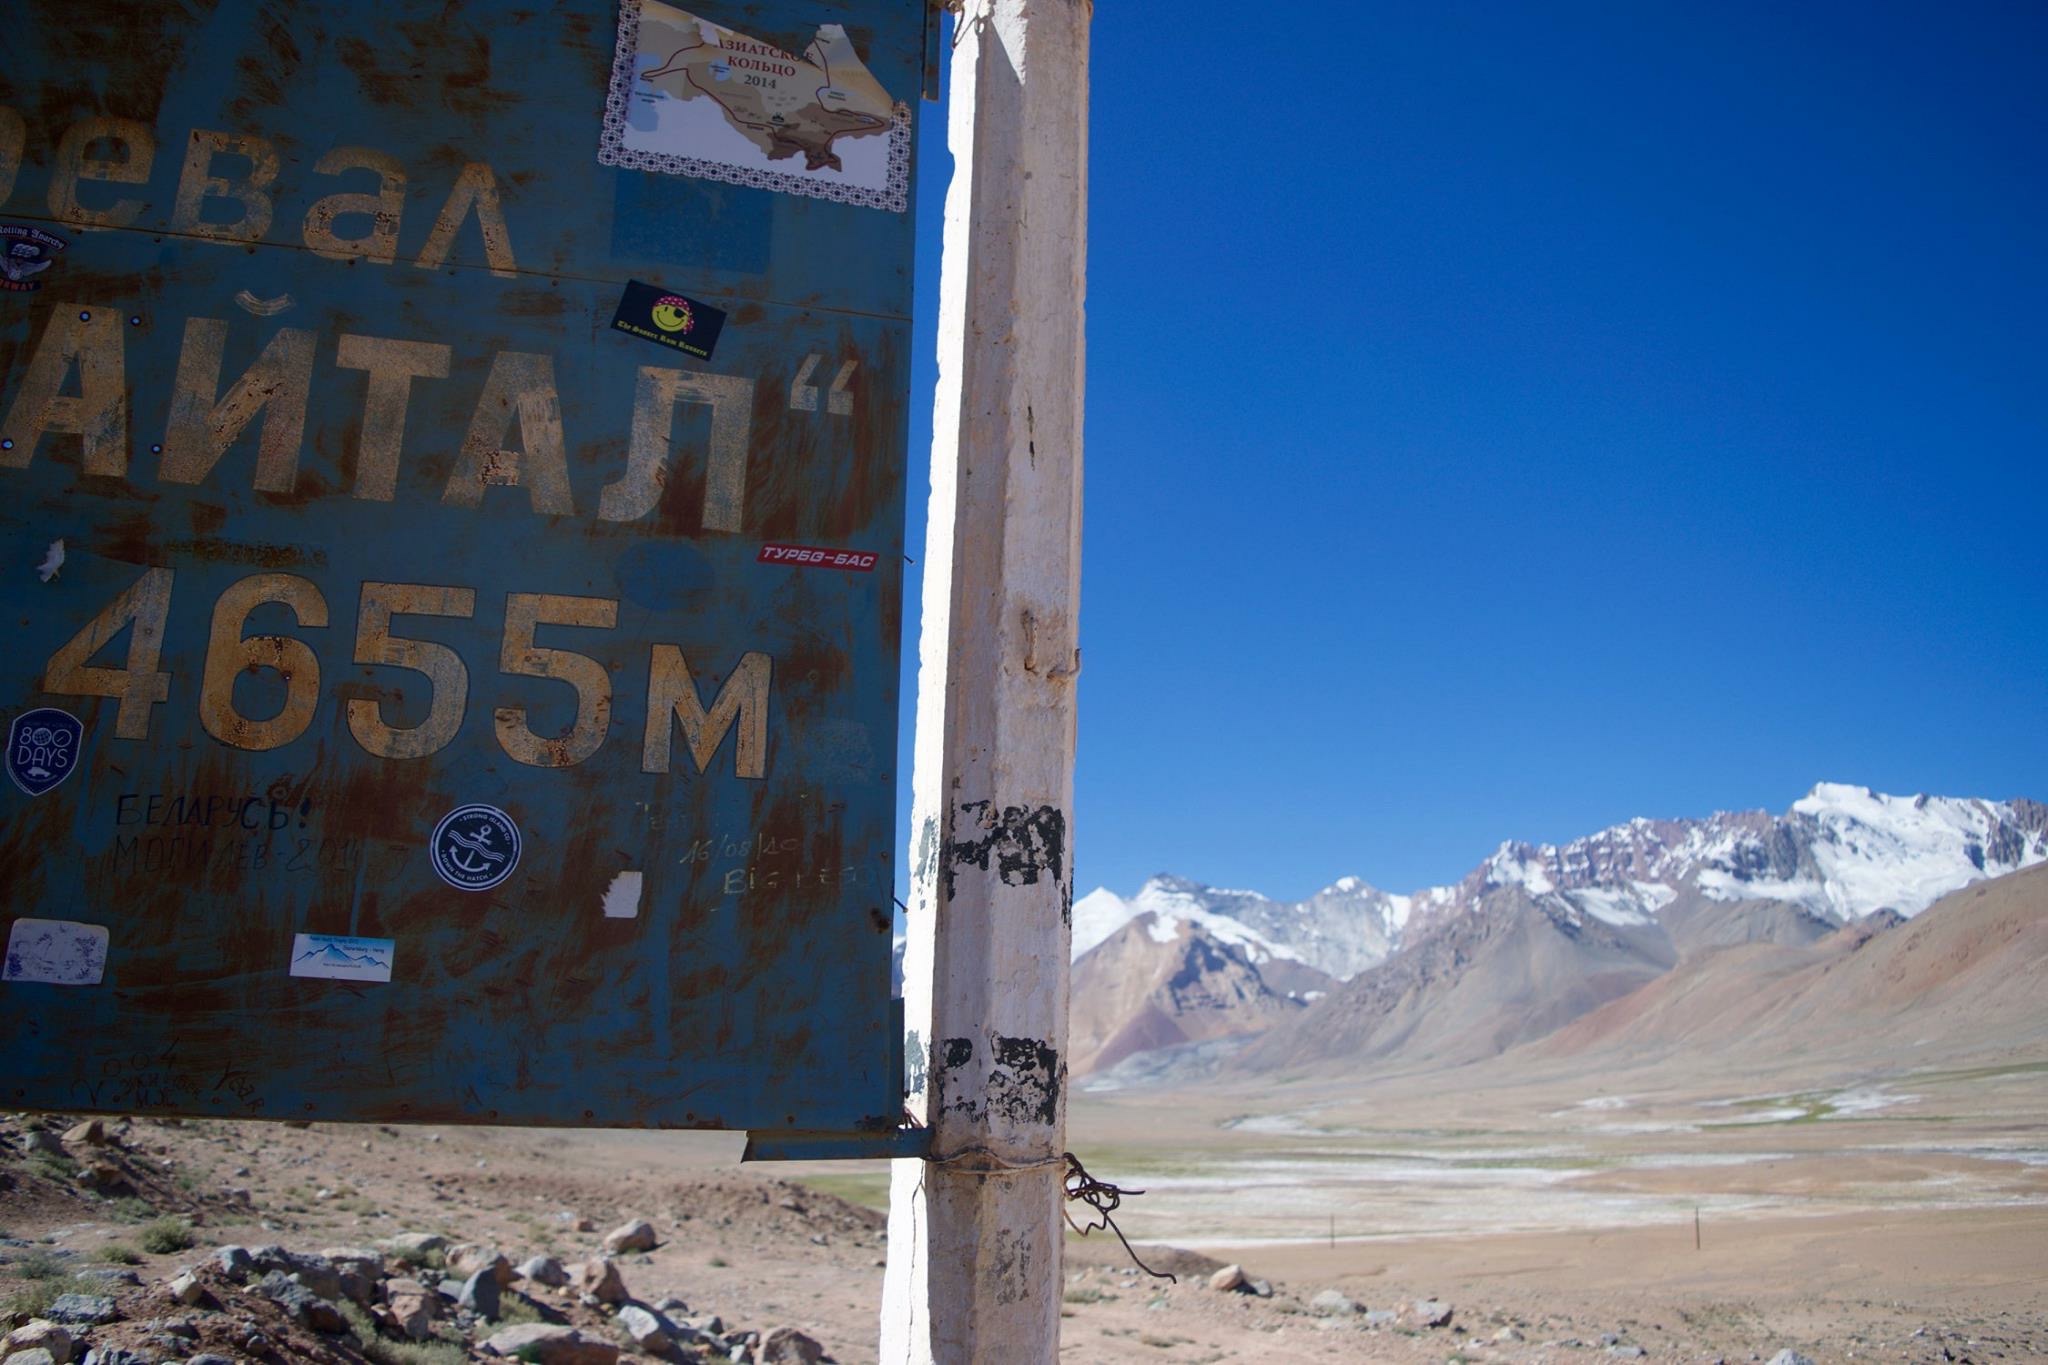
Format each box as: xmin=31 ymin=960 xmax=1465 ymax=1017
xmin=42 ymin=567 xmax=772 ymax=777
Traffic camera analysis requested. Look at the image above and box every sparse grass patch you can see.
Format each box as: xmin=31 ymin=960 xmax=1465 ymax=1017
xmin=108 ymin=1196 xmax=156 ymax=1222
xmin=99 ymin=1243 xmax=144 ymax=1265
xmin=2 ymin=1270 xmax=98 ymax=1318
xmin=339 ymin=1299 xmax=470 ymax=1365
xmin=707 ymin=1255 xmax=728 ymax=1268
xmin=138 ymin=1216 xmax=195 ymax=1254
xmin=13 ymin=1250 xmax=69 ymax=1279
xmin=1063 ymin=1287 xmax=1116 ymax=1305
xmin=23 ymin=1152 xmax=76 ymax=1183
xmin=497 ymin=1294 xmax=543 ymax=1327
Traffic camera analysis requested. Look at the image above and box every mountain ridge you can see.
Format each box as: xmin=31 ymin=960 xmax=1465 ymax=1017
xmin=1074 ymin=783 xmax=2047 ymax=982
xmin=1064 ymin=783 xmax=2046 ymax=1081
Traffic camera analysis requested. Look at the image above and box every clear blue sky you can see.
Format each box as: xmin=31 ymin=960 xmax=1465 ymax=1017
xmin=897 ymin=1 xmax=2048 ymax=902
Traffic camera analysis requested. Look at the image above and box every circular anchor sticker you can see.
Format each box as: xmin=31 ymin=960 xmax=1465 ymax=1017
xmin=429 ymin=803 xmax=522 ymax=891
xmin=7 ymin=707 xmax=84 ymax=797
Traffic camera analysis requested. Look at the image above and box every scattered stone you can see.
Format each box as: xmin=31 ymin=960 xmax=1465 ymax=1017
xmin=61 ymin=1119 xmax=108 ymax=1146
xmin=2 ymin=1322 xmax=73 ymax=1365
xmin=320 ymin=1246 xmax=386 ymax=1280
xmin=451 ymin=1245 xmax=516 ymax=1287
xmin=247 ymin=1246 xmax=343 ymax=1300
xmin=480 ymin=1323 xmax=620 ymax=1364
xmin=617 ymin=1304 xmax=673 ymax=1353
xmin=603 ymin=1219 xmax=658 ymax=1254
xmin=43 ymin=1295 xmax=119 ymax=1327
xmin=1494 ymin=1326 xmax=1526 ymax=1343
xmin=23 ymin=1130 xmax=66 ymax=1157
xmin=757 ymin=1326 xmax=827 ymax=1364
xmin=1409 ymin=1299 xmax=1454 ymax=1328
xmin=519 ymin=1255 xmax=570 ymax=1288
xmin=460 ymin=1267 xmax=503 ymax=1320
xmin=188 ymin=1355 xmax=235 ymax=1365
xmin=1207 ymin=1263 xmax=1248 ymax=1293
xmin=75 ymin=1161 xmax=124 ymax=1190
xmin=76 ymin=1269 xmax=140 ymax=1287
xmin=1766 ymin=1353 xmax=1816 ymax=1365
xmin=254 ymin=1270 xmax=348 ymax=1334
xmin=6 ymin=1349 xmax=58 ymax=1365
xmin=1247 ymin=1278 xmax=1273 ymax=1298
xmin=1309 ymin=1289 xmax=1358 ymax=1316
xmin=1362 ymin=1310 xmax=1398 ymax=1327
xmin=384 ymin=1277 xmax=440 ymax=1341
xmin=165 ymin=1271 xmax=204 ymax=1306
xmin=579 ymin=1256 xmax=629 ymax=1305
xmin=654 ymin=1295 xmax=690 ymax=1315
xmin=382 ymin=1231 xmax=449 ymax=1258
xmin=1606 ymin=1348 xmax=1647 ymax=1360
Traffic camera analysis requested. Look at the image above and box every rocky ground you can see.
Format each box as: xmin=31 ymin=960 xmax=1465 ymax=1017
xmin=0 ymin=1112 xmax=864 ymax=1365
xmin=5 ymin=1102 xmax=2046 ymax=1364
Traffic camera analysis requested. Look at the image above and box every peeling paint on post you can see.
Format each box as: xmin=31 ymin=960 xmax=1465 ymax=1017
xmin=0 ymin=0 xmax=927 ymax=1134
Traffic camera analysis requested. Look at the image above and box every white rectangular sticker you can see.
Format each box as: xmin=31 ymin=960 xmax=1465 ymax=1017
xmin=4 ymin=917 xmax=109 ymax=986
xmin=597 ymin=0 xmax=910 ymax=212
xmin=290 ymin=933 xmax=394 ymax=983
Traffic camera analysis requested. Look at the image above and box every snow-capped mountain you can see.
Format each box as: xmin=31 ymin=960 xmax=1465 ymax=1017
xmin=1465 ymin=783 xmax=2048 ymax=924
xmin=1074 ymin=785 xmax=2048 ymax=981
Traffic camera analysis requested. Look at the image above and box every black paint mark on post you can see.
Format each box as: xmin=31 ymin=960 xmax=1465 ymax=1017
xmin=941 ymin=1037 xmax=974 ymax=1069
xmin=988 ymin=1034 xmax=1061 ymax=1127
xmin=942 ymin=801 xmax=1066 ymax=902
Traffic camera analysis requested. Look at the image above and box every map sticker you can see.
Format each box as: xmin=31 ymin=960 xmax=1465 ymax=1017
xmin=4 ymin=918 xmax=109 ymax=986
xmin=289 ymin=934 xmax=395 ymax=984
xmin=611 ymin=279 xmax=728 ymax=359
xmin=598 ymin=0 xmax=911 ymax=212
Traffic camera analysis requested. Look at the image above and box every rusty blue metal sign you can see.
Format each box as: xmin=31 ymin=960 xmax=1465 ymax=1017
xmin=0 ymin=0 xmax=922 ymax=1136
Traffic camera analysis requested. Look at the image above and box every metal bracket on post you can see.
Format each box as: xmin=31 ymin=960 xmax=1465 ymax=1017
xmin=740 ymin=1127 xmax=933 ymax=1162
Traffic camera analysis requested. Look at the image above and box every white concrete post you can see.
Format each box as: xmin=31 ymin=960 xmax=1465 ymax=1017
xmin=879 ymin=0 xmax=1089 ymax=1359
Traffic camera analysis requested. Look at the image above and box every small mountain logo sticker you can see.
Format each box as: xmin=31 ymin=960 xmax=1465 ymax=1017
xmin=288 ymin=933 xmax=394 ymax=983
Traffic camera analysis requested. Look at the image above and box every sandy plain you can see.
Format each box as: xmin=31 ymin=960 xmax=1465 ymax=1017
xmin=5 ymin=1052 xmax=2046 ymax=1363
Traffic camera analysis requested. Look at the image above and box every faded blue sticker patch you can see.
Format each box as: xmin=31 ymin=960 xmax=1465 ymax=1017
xmin=4 ymin=918 xmax=109 ymax=985
xmin=290 ymin=933 xmax=394 ymax=983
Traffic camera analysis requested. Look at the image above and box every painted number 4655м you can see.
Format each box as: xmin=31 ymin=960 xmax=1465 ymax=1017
xmin=41 ymin=568 xmax=771 ymax=777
